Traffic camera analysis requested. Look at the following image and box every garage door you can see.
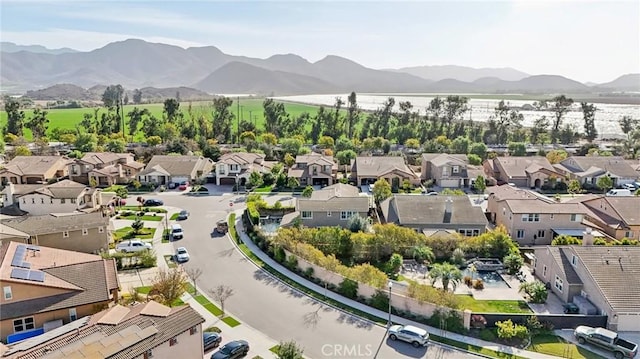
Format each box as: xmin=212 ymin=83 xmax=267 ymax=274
xmin=440 ymin=179 xmax=460 ymax=188
xmin=219 ymin=177 xmax=236 ymax=185
xmin=617 ymin=313 xmax=640 ymax=331
xmin=171 ymin=176 xmax=189 ymax=185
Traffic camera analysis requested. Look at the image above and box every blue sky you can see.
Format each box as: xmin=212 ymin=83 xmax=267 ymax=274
xmin=1 ymin=0 xmax=638 ymax=83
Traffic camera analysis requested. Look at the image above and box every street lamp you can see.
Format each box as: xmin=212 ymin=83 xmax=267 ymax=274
xmin=235 ymin=174 xmax=239 ymax=195
xmin=387 ymin=281 xmax=393 ymax=328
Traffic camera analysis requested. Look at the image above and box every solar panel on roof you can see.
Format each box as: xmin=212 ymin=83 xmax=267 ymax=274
xmin=10 ymin=268 xmax=29 ymax=280
xmin=28 ymin=270 xmax=45 ymax=282
xmin=19 ymin=262 xmax=31 ymax=269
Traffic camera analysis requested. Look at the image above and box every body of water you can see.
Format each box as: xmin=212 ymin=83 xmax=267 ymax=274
xmin=461 ymin=269 xmax=508 ymax=288
xmin=274 ymin=94 xmax=640 ymax=139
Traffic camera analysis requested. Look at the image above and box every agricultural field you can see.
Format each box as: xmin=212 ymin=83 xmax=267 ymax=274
xmin=0 ymin=98 xmax=325 ymax=141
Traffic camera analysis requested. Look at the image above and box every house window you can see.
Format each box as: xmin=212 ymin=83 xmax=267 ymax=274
xmin=82 ymin=228 xmax=88 ymax=236
xmin=516 ymin=229 xmax=525 ymax=239
xmin=71 ymin=198 xmax=76 ymax=204
xmin=301 ymin=211 xmax=312 ymax=219
xmin=570 ymin=214 xmax=582 ymax=222
xmin=190 ymin=326 xmax=198 ymax=335
xmin=537 ymin=230 xmax=545 ymax=239
xmin=324 ymin=165 xmax=331 ymax=172
xmin=443 ymin=168 xmax=449 ymax=176
xmin=522 ymin=214 xmax=540 ymax=222
xmin=625 ymin=231 xmax=634 ymax=238
xmin=63 ymin=231 xmax=69 ymax=238
xmin=473 ymin=230 xmax=479 ymax=236
xmin=327 ymin=211 xmax=332 ymax=217
xmin=13 ymin=317 xmax=35 ymax=332
xmin=312 ymin=167 xmax=318 ymax=176
xmin=69 ymin=308 xmax=77 ymax=321
xmin=554 ymin=276 xmax=564 ymax=292
xmin=452 ymin=166 xmax=460 ymax=174
xmin=98 ymin=227 xmax=105 ymax=233
xmin=61 ymin=198 xmax=66 ymax=204
xmin=169 ymin=337 xmax=178 ymax=346
xmin=340 ymin=211 xmax=355 ymax=220
xmin=3 ymin=286 xmax=12 ymax=300
xmin=571 ymin=255 xmax=577 ymax=266
xmin=543 ymin=265 xmax=547 ymax=277
xmin=230 ymin=164 xmax=239 ymax=172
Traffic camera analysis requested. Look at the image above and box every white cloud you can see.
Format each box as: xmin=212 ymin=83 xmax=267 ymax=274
xmin=1 ymin=29 xmax=205 ymax=51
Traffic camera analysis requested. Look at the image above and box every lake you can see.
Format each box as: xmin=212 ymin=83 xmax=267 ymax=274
xmin=274 ymin=94 xmax=640 ymax=139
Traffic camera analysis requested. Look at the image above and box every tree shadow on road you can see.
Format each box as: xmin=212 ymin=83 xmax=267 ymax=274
xmin=336 ymin=312 xmax=374 ymax=329
xmin=217 ymin=248 xmax=236 ymax=258
xmin=252 ymin=270 xmax=304 ymax=299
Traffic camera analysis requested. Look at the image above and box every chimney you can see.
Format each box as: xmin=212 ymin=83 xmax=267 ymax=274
xmin=582 ymin=227 xmax=594 ymax=246
xmin=5 ymin=182 xmax=15 ymax=206
xmin=445 ymin=197 xmax=453 ymax=214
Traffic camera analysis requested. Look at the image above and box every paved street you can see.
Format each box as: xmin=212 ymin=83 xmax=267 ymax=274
xmin=147 ymin=189 xmax=480 ymax=359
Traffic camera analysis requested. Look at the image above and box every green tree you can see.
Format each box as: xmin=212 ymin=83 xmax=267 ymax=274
xmin=530 ymin=116 xmax=549 ymax=145
xmin=474 ymin=175 xmax=486 ymax=194
xmin=105 ymin=139 xmax=126 ymax=153
xmin=596 ymin=175 xmax=613 ymax=193
xmin=276 ymin=340 xmax=304 ymax=359
xmin=347 ymin=215 xmax=370 ymax=233
xmin=26 ymin=108 xmax=49 ymax=139
xmin=287 ymin=177 xmax=299 ymax=189
xmin=212 ymin=96 xmax=235 ymax=143
xmin=581 ymin=102 xmax=598 ymax=142
xmin=132 ymin=89 xmax=143 ymax=104
xmin=567 ymin=179 xmax=583 ymax=196
xmin=4 ymin=98 xmax=25 ymax=137
xmin=146 ymin=135 xmax=162 ymax=146
xmin=345 ymin=92 xmax=361 ymax=139
xmin=411 ymin=245 xmax=435 ymax=264
xmin=467 ymin=153 xmax=482 ymax=165
xmin=14 ymin=145 xmax=32 ymax=156
xmin=249 ymin=171 xmax=263 ymax=188
xmin=550 ymin=95 xmax=574 ymax=144
xmin=551 ymin=234 xmax=581 ymax=245
xmin=469 ymin=142 xmax=488 ymax=160
xmin=115 ymin=187 xmax=129 ymax=201
xmin=373 ymin=178 xmax=392 ymax=204
xmin=507 ymin=142 xmax=526 ymax=156
xmin=545 ymin=149 xmax=568 ymax=164
xmin=150 ymin=268 xmax=187 ymax=307
xmin=318 ymin=135 xmax=334 ymax=149
xmin=386 ymin=253 xmax=403 ymax=277
xmin=503 ymin=253 xmax=524 ymax=275
xmin=131 ymin=218 xmax=144 ymax=234
xmin=429 ymin=262 xmax=463 ymax=292
xmin=74 ymin=133 xmax=98 ymax=152
xmin=335 ymin=149 xmax=356 ymax=170
xmin=496 ymin=319 xmax=529 ymax=340
xmin=519 ymin=281 xmax=548 ymax=303
xmin=302 ymin=186 xmax=313 ymax=198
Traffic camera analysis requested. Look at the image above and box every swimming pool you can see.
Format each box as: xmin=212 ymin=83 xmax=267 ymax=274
xmin=462 ymin=269 xmax=508 ymax=288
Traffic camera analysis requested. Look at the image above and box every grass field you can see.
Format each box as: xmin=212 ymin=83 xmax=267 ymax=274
xmin=529 ymin=334 xmax=606 ymax=359
xmin=0 ymin=98 xmax=324 ymax=141
xmin=455 ymin=295 xmax=532 ymax=313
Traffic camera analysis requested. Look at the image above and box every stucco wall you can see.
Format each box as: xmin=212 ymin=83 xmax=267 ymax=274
xmin=34 ymin=228 xmax=109 ymax=254
xmin=18 ymin=194 xmax=80 ymax=215
xmin=141 ymin=324 xmax=203 ymax=359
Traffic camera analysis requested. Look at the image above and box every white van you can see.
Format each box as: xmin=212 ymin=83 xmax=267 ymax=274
xmin=606 ymin=189 xmax=632 ymax=197
xmin=171 ymin=224 xmax=184 ymax=239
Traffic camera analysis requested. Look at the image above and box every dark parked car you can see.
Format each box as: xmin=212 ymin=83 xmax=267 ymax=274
xmin=143 ymin=199 xmax=164 ymax=206
xmin=563 ymin=303 xmax=579 ymax=314
xmin=177 ymin=210 xmax=189 ymax=220
xmin=215 ymin=220 xmax=228 ymax=234
xmin=203 ymin=332 xmax=222 ymax=351
xmin=211 ymin=340 xmax=249 ymax=359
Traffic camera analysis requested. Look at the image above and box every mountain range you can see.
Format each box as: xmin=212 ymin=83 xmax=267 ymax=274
xmin=1 ymin=39 xmax=638 ymax=96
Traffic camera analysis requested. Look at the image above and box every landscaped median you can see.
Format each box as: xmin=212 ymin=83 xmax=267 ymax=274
xmin=185 ymin=283 xmax=241 ymax=327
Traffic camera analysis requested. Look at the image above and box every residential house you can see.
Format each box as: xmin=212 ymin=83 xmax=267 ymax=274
xmin=0 ymin=156 xmax=71 ymax=185
xmin=380 ymin=195 xmax=487 ymax=236
xmin=580 ymin=196 xmax=640 ymax=240
xmin=533 ymin=245 xmax=640 ymax=331
xmin=296 ymin=183 xmax=371 ymax=228
xmin=2 ymin=180 xmax=102 ymax=216
xmin=556 ymin=156 xmax=638 ymax=187
xmin=1 ymin=301 xmax=204 ymax=358
xmin=1 ymin=212 xmax=110 ymax=254
xmin=485 ymin=156 xmax=562 ymax=188
xmin=421 ymin=153 xmax=484 ymax=188
xmin=0 ymin=241 xmax=119 ymax=343
xmin=69 ymin=152 xmax=144 ymax=186
xmin=137 ymin=155 xmax=214 ymax=186
xmin=288 ymin=153 xmax=338 ymax=187
xmin=215 ymin=152 xmax=273 ymax=186
xmin=624 ymin=159 xmax=640 ymax=178
xmin=351 ymin=156 xmax=420 ymax=188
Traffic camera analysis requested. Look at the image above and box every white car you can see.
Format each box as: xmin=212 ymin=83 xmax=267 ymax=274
xmin=175 ymin=247 xmax=190 ymax=263
xmin=116 ymin=240 xmax=152 ymax=253
xmin=388 ymin=325 xmax=429 ymax=347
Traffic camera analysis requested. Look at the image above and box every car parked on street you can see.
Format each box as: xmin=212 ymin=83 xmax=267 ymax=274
xmin=215 ymin=220 xmax=228 ymax=234
xmin=143 ymin=199 xmax=164 ymax=206
xmin=177 ymin=210 xmax=189 ymax=220
xmin=116 ymin=240 xmax=152 ymax=253
xmin=175 ymin=247 xmax=190 ymax=263
xmin=171 ymin=224 xmax=184 ymax=240
xmin=574 ymin=326 xmax=638 ymax=359
xmin=211 ymin=340 xmax=250 ymax=359
xmin=203 ymin=332 xmax=222 ymax=351
xmin=388 ymin=324 xmax=429 ymax=347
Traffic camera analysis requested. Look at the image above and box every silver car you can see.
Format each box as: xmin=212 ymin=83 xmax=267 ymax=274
xmin=175 ymin=247 xmax=190 ymax=263
xmin=388 ymin=325 xmax=429 ymax=347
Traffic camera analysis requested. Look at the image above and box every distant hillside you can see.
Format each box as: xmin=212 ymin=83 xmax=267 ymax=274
xmin=394 ymin=65 xmax=529 ymax=82
xmin=22 ymin=84 xmax=211 ymax=102
xmin=1 ymin=41 xmax=78 ymax=55
xmin=24 ymin=84 xmax=95 ymax=101
xmin=139 ymin=86 xmax=212 ymax=101
xmin=0 ymin=38 xmax=633 ymax=96
xmin=593 ymin=74 xmax=640 ymax=92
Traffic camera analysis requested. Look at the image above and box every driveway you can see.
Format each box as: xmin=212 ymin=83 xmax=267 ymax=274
xmin=151 ymin=192 xmax=480 ymax=359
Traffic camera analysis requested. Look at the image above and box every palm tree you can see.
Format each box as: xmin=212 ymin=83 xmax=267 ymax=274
xmin=410 ymin=245 xmax=435 ymax=265
xmin=429 ymin=262 xmax=463 ymax=292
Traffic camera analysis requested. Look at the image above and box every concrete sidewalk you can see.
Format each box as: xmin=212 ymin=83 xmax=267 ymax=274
xmin=116 ymin=206 xmax=279 ymax=359
xmin=233 ymin=211 xmax=560 ymax=359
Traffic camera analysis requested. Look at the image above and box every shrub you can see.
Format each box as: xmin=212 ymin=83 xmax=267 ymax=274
xmin=428 ymin=309 xmax=466 ymax=334
xmin=496 ymin=319 xmax=528 ymax=340
xmin=204 ymin=326 xmax=222 ymax=333
xmin=479 ymin=328 xmax=497 ymax=341
xmin=464 ymin=276 xmax=473 ymax=287
xmin=369 ymin=290 xmax=390 ymax=311
xmin=274 ymin=247 xmax=286 ymax=263
xmin=285 ymin=255 xmax=298 ymax=270
xmin=503 ymin=252 xmax=524 ymax=275
xmin=303 ymin=267 xmax=314 ymax=278
xmin=338 ymin=278 xmax=358 ymax=299
xmin=519 ymin=281 xmax=548 ymax=303
xmin=472 ymin=279 xmax=484 ymax=290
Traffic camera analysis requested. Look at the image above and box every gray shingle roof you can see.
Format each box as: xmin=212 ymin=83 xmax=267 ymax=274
xmin=494 ymin=156 xmax=556 ymax=179
xmin=353 ymin=156 xmax=417 ymax=178
xmin=0 ymin=156 xmax=71 ymax=177
xmin=561 ymin=156 xmax=638 ymax=178
xmin=2 ymin=212 xmax=109 ymax=235
xmin=381 ymin=195 xmax=487 ymax=226
xmin=79 ymin=152 xmax=132 ymax=166
xmin=298 ymin=184 xmax=370 ymax=212
xmin=547 ymin=246 xmax=582 ymax=284
xmin=139 ymin=155 xmax=213 ymax=177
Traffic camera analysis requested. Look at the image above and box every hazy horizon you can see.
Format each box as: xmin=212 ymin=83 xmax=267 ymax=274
xmin=1 ymin=1 xmax=639 ymax=83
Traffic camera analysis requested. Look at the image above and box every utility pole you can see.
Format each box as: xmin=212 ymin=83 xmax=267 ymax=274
xmin=237 ymin=97 xmax=240 ymax=144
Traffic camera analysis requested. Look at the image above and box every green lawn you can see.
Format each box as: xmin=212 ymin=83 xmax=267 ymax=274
xmin=529 ymin=334 xmax=606 ymax=359
xmin=119 ymin=206 xmax=167 ymax=213
xmin=113 ymin=227 xmax=156 ymax=240
xmin=0 ymin=99 xmax=325 ymax=141
xmin=103 ymin=185 xmax=126 ymax=192
xmin=229 ymin=213 xmax=238 ymax=242
xmin=432 ymin=334 xmax=526 ymax=359
xmin=269 ymin=345 xmax=280 ymax=354
xmin=116 ymin=214 xmax=163 ymax=221
xmin=170 ymin=213 xmax=180 ymax=220
xmin=163 ymin=255 xmax=176 ymax=268
xmin=253 ymin=185 xmax=273 ymax=193
xmin=136 ymin=286 xmax=152 ymax=294
xmin=456 ymin=295 xmax=532 ymax=313
xmin=222 ymin=316 xmax=241 ymax=327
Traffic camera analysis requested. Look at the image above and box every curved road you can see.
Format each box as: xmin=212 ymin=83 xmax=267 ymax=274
xmin=158 ymin=192 xmax=477 ymax=359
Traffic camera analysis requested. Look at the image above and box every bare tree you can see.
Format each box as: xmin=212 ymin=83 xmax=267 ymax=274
xmin=209 ymin=285 xmax=234 ymax=317
xmin=185 ymin=267 xmax=203 ymax=295
xmin=149 ymin=268 xmax=187 ymax=307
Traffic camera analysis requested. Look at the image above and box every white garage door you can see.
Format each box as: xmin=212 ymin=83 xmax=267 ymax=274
xmin=617 ymin=313 xmax=640 ymax=331
xmin=171 ymin=176 xmax=189 ymax=185
xmin=440 ymin=179 xmax=460 ymax=188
